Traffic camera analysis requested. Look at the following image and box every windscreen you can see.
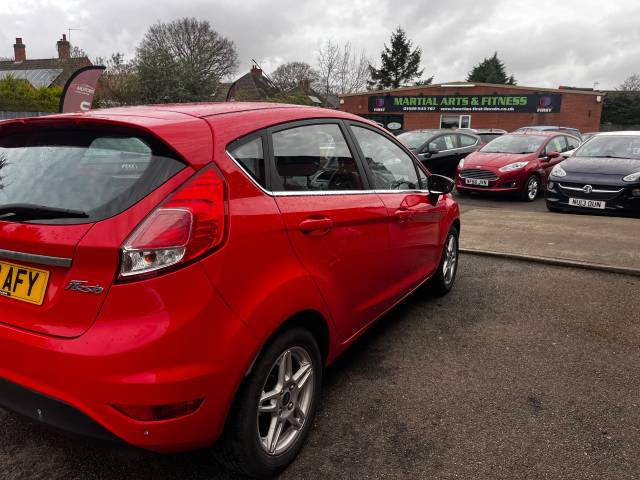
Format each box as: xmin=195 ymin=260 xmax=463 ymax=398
xmin=480 ymin=134 xmax=546 ymax=154
xmin=575 ymin=135 xmax=640 ymax=159
xmin=0 ymin=127 xmax=186 ymax=224
xmin=396 ymin=131 xmax=437 ymax=149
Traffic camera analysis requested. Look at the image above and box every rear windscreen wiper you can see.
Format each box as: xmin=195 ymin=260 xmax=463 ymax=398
xmin=0 ymin=204 xmax=89 ymax=220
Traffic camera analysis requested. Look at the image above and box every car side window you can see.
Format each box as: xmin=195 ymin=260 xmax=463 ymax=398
xmin=429 ymin=134 xmax=457 ymax=152
xmin=566 ymin=136 xmax=580 ymax=150
xmin=351 ymin=126 xmax=420 ymax=190
xmin=228 ymin=136 xmax=266 ymax=187
xmin=459 ymin=134 xmax=478 ymax=147
xmin=544 ymin=136 xmax=566 ymax=155
xmin=271 ymin=124 xmax=364 ymax=192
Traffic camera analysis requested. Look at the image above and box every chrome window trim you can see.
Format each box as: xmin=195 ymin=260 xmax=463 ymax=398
xmin=0 ymin=249 xmax=72 ymax=268
xmin=227 ymin=149 xmax=431 ymax=197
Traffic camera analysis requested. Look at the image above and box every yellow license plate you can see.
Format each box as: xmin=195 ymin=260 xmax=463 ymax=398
xmin=0 ymin=260 xmax=50 ymax=305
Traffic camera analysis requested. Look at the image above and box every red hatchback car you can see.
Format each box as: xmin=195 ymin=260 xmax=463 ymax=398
xmin=0 ymin=103 xmax=460 ymax=477
xmin=456 ymin=131 xmax=581 ymax=201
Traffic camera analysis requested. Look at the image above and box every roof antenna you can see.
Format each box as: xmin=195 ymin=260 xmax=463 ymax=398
xmin=67 ymin=28 xmax=81 ymax=43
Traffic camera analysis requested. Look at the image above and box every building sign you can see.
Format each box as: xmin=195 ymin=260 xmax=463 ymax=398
xmin=368 ymin=94 xmax=562 ymax=114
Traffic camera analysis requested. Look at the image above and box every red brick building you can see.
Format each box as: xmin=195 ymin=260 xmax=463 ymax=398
xmin=339 ymin=82 xmax=604 ymax=133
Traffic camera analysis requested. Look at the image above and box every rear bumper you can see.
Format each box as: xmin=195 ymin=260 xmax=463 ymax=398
xmin=0 ymin=377 xmax=117 ymax=442
xmin=0 ymin=262 xmax=258 ymax=452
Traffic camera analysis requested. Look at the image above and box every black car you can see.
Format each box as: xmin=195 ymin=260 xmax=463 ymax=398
xmin=545 ymin=132 xmax=640 ymax=215
xmin=396 ymin=129 xmax=481 ymax=178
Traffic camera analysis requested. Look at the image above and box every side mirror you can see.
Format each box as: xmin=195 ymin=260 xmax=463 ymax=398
xmin=427 ymin=174 xmax=454 ymax=199
xmin=546 ymin=151 xmax=560 ymax=159
xmin=423 ymin=144 xmax=439 ymax=155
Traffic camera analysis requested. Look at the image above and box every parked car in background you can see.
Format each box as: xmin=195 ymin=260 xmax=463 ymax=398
xmin=0 ymin=103 xmax=461 ymax=478
xmin=458 ymin=128 xmax=507 ymax=145
xmin=545 ymin=131 xmax=640 ymax=215
xmin=397 ymin=129 xmax=481 ymax=178
xmin=580 ymin=132 xmax=598 ymax=142
xmin=516 ymin=125 xmax=582 ymax=140
xmin=456 ymin=131 xmax=580 ymax=201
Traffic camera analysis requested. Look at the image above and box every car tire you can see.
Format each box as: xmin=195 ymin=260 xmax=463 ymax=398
xmin=214 ymin=328 xmax=322 ymax=479
xmin=520 ymin=175 xmax=540 ymax=202
xmin=428 ymin=226 xmax=459 ymax=296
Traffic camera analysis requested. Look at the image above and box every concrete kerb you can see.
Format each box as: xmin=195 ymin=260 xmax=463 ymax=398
xmin=460 ymin=247 xmax=640 ymax=277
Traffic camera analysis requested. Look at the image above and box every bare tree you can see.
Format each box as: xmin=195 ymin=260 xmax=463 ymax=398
xmin=317 ymin=39 xmax=340 ymax=99
xmin=334 ymin=43 xmax=371 ymax=94
xmin=619 ymin=73 xmax=640 ymax=91
xmin=317 ymin=40 xmax=371 ymax=98
xmin=93 ymin=53 xmax=139 ymax=107
xmin=271 ymin=61 xmax=320 ymax=90
xmin=71 ymin=46 xmax=88 ymax=58
xmin=136 ymin=17 xmax=238 ymax=103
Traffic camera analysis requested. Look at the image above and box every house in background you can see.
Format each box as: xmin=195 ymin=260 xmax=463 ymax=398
xmin=214 ymin=65 xmax=338 ymax=108
xmin=0 ymin=35 xmax=92 ymax=88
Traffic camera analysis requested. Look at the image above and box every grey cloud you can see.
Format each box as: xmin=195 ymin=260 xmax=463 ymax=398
xmin=0 ymin=0 xmax=638 ymax=89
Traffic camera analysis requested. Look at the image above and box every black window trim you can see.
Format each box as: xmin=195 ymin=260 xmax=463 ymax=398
xmin=227 ymin=131 xmax=270 ymax=191
xmin=225 ymin=118 xmax=437 ymax=196
xmin=266 ymin=118 xmax=373 ymax=194
xmin=226 ymin=118 xmax=378 ymax=197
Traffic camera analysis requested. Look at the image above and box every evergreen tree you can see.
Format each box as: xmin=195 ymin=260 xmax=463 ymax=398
xmin=368 ymin=27 xmax=424 ymax=90
xmin=467 ymin=52 xmax=516 ymax=85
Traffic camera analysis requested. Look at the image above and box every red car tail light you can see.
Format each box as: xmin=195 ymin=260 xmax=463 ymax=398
xmin=119 ymin=167 xmax=226 ymax=279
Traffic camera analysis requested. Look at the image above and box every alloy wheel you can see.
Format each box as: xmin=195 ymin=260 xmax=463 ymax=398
xmin=257 ymin=346 xmax=314 ymax=456
xmin=527 ymin=177 xmax=539 ymax=200
xmin=442 ymin=234 xmax=458 ymax=286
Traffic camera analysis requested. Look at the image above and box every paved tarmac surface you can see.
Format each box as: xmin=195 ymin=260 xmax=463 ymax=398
xmin=1 ymin=255 xmax=640 ymax=479
xmin=454 ymin=192 xmax=640 ymax=272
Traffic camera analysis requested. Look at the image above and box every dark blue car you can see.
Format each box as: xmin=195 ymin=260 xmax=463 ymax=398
xmin=545 ymin=132 xmax=640 ymax=215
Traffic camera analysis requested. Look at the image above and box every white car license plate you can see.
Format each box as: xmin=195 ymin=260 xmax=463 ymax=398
xmin=568 ymin=198 xmax=605 ymax=209
xmin=465 ymin=178 xmax=489 ymax=186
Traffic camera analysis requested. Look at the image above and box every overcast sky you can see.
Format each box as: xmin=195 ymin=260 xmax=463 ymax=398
xmin=1 ymin=0 xmax=639 ymax=90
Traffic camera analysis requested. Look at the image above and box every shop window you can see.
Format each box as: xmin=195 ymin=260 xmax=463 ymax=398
xmin=440 ymin=115 xmax=471 ymax=129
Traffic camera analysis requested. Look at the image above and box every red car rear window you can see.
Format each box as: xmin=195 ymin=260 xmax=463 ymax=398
xmin=0 ymin=127 xmax=185 ymax=224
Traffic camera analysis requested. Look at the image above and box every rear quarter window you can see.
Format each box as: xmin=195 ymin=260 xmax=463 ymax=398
xmin=0 ymin=127 xmax=185 ymax=224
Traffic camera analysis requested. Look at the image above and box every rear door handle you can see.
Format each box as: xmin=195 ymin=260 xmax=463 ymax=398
xmin=299 ymin=217 xmax=333 ymax=234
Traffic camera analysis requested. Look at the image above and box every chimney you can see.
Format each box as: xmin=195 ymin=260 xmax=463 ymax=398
xmin=250 ymin=65 xmax=262 ymax=80
xmin=57 ymin=34 xmax=70 ymax=60
xmin=13 ymin=37 xmax=26 ymax=62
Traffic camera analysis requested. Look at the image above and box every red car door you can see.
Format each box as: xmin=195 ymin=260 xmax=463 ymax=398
xmin=348 ymin=124 xmax=444 ymax=300
xmin=270 ymin=122 xmax=393 ymax=342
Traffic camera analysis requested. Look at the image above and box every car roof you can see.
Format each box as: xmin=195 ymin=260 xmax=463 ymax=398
xmin=468 ymin=129 xmax=507 ymax=134
xmin=400 ymin=129 xmax=448 ymax=134
xmin=508 ymin=130 xmax=567 ymax=137
xmin=0 ymin=103 xmax=380 ymax=168
xmin=596 ymin=131 xmax=640 ymax=136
